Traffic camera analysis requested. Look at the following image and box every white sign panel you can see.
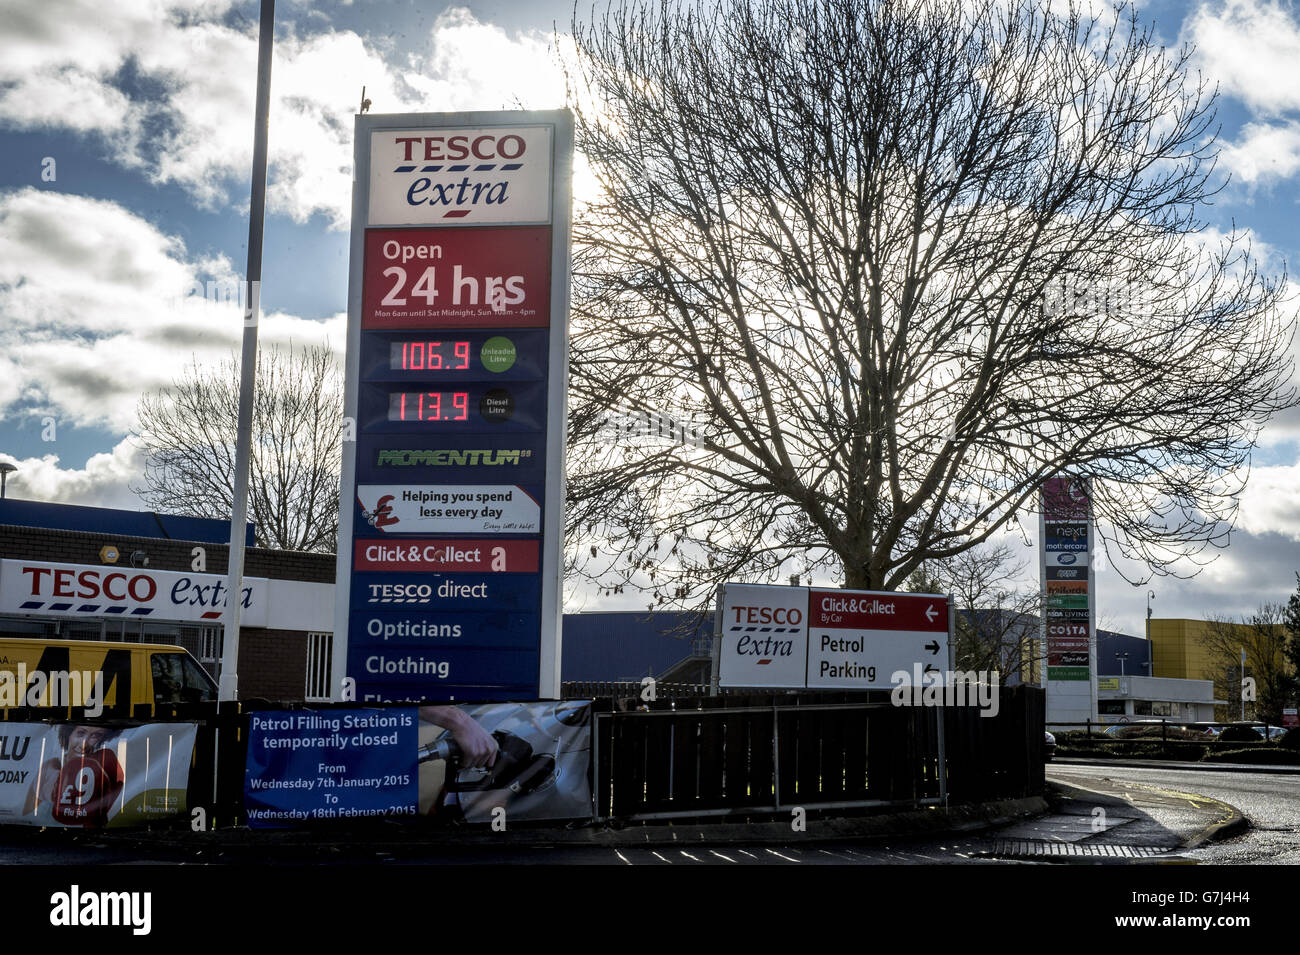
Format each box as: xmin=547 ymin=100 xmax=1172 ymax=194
xmin=716 ymin=583 xmax=809 ymax=688
xmin=0 ymin=559 xmax=268 ymax=626
xmin=368 ymin=125 xmax=553 ymax=226
xmin=805 ymin=589 xmax=950 ymax=689
xmin=356 ymin=485 xmax=541 ymax=534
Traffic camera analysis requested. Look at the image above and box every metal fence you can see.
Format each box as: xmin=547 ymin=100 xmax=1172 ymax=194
xmin=589 ymin=685 xmax=1045 ymax=821
xmin=0 ymin=685 xmax=1045 ymax=828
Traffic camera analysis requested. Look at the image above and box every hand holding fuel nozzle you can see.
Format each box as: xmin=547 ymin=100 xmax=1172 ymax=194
xmin=418 ymin=705 xmax=499 ymax=769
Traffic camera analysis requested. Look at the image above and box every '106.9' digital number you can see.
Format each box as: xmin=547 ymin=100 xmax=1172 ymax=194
xmin=390 ymin=341 xmax=471 ymax=371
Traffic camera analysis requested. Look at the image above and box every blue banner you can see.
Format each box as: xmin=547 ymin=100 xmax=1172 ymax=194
xmin=244 ymin=708 xmax=418 ymax=826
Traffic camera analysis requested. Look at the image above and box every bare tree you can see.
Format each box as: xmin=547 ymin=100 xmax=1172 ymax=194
xmin=907 ymin=543 xmax=1043 ymax=679
xmin=133 ymin=343 xmax=342 ymax=553
xmin=562 ymin=0 xmax=1296 ymax=610
xmin=1200 ymin=607 xmax=1292 ymax=724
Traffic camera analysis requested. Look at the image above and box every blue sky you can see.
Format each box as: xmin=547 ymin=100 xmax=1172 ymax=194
xmin=2 ymin=0 xmax=1300 ymax=630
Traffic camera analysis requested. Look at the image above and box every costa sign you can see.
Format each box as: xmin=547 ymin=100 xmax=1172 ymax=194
xmin=0 ymin=559 xmax=268 ymax=626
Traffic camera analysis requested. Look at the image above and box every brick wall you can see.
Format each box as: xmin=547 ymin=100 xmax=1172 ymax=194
xmin=0 ymin=523 xmax=335 ymax=581
xmin=238 ymin=629 xmax=310 ymax=701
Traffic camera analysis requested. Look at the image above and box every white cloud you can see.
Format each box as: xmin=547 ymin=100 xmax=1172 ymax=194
xmin=1185 ymin=0 xmax=1300 ymax=114
xmin=0 ymin=188 xmax=343 ymax=433
xmin=1219 ymin=120 xmax=1300 ymax=186
xmin=1233 ymin=459 xmax=1300 ymax=540
xmin=0 ymin=438 xmax=145 ymax=509
xmin=0 ymin=3 xmax=568 ymax=228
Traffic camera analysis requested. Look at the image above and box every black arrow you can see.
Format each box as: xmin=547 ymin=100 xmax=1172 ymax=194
xmin=925 ymin=640 xmax=940 ymax=655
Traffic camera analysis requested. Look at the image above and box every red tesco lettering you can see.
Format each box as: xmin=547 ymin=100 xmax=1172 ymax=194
xmin=731 ymin=605 xmax=803 ymax=626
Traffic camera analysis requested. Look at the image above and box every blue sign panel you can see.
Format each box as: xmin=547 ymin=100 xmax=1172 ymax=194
xmin=244 ymin=708 xmax=418 ymax=826
xmin=350 ymin=573 xmax=542 ymax=612
xmin=349 ymin=610 xmax=541 ymax=649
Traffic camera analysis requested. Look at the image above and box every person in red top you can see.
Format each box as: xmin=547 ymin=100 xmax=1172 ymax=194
xmin=29 ymin=725 xmax=125 ymax=827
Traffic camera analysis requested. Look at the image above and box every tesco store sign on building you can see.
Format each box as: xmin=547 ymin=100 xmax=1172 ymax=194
xmin=0 ymin=559 xmax=268 ymax=626
xmin=716 ymin=582 xmax=951 ymax=690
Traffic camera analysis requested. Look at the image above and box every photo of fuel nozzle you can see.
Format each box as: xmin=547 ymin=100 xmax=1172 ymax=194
xmin=418 ymin=728 xmax=557 ymax=795
xmin=416 ymin=700 xmax=592 ymax=823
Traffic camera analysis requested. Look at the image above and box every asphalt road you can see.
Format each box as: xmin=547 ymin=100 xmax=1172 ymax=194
xmin=1047 ymin=763 xmax=1300 ymax=864
xmin=0 ymin=761 xmax=1292 ymax=865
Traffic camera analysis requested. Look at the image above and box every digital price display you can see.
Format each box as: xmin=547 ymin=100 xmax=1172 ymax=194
xmin=388 ymin=391 xmax=470 ymax=422
xmin=391 ymin=340 xmax=471 ymax=371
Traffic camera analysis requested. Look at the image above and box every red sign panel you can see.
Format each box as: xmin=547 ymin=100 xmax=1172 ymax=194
xmin=363 ymin=226 xmax=551 ymax=329
xmin=808 ymin=590 xmax=948 ymax=632
xmin=352 ymin=539 xmax=539 ymax=573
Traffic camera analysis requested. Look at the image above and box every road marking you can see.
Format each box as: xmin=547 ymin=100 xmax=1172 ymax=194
xmin=680 ymin=850 xmax=702 ymax=862
xmin=765 ymin=848 xmax=800 ymax=863
xmin=710 ymin=849 xmax=737 ymax=863
xmin=651 ymin=851 xmax=672 ymax=864
xmin=614 ymin=850 xmax=631 ymax=865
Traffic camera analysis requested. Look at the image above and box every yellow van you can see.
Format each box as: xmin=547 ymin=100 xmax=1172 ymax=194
xmin=0 ymin=638 xmax=217 ymax=715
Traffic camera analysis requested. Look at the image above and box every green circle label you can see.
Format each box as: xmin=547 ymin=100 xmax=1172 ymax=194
xmin=480 ymin=336 xmax=517 ymax=373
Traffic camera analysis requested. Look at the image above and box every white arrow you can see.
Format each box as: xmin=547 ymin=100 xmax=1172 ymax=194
xmin=925 ymin=604 xmax=938 ymax=622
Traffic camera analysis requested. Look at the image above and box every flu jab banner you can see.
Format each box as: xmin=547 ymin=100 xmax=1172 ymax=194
xmin=243 ymin=701 xmax=592 ymax=827
xmin=0 ymin=723 xmax=197 ymax=827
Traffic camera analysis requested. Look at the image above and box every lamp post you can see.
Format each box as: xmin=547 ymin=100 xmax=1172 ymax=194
xmin=0 ymin=462 xmax=14 ymax=499
xmin=1146 ymin=589 xmax=1155 ymax=676
xmin=1115 ymin=651 xmax=1128 ymax=676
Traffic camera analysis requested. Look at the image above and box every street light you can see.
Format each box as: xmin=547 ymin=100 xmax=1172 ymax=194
xmin=0 ymin=462 xmax=15 ymax=499
xmin=1115 ymin=651 xmax=1129 ymax=676
xmin=1146 ymin=589 xmax=1155 ymax=676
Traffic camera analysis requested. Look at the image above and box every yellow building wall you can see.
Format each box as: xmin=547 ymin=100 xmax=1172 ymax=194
xmin=1149 ymin=619 xmax=1221 ymax=680
xmin=1150 ymin=617 xmax=1289 ymax=682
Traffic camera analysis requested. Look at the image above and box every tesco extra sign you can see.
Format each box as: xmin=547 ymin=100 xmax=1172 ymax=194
xmin=0 ymin=559 xmax=268 ymax=626
xmin=717 ymin=583 xmax=808 ymax=688
xmin=368 ymin=125 xmax=554 ymax=227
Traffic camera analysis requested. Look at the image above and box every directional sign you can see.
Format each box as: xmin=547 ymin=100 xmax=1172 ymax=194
xmin=806 ymin=589 xmax=949 ymax=689
xmin=715 ymin=583 xmax=951 ymax=690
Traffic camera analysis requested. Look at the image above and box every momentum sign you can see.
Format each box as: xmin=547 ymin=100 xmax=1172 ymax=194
xmin=334 ymin=111 xmax=572 ymax=704
xmin=715 ymin=583 xmax=950 ymax=690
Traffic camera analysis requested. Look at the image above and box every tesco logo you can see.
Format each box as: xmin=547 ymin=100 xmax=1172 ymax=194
xmin=21 ymin=566 xmax=156 ymax=602
xmin=731 ymin=605 xmax=803 ymax=626
xmin=392 ymin=134 xmax=526 ymax=163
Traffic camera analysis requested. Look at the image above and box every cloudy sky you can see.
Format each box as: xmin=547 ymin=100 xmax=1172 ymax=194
xmin=1 ymin=0 xmax=1299 ymax=632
